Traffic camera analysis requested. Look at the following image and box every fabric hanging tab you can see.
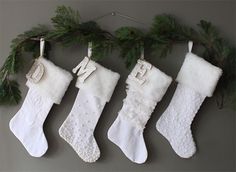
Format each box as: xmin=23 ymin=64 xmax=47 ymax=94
xmin=140 ymin=46 xmax=145 ymax=60
xmin=188 ymin=41 xmax=193 ymax=53
xmin=40 ymin=38 xmax=45 ymax=57
xmin=88 ymin=42 xmax=92 ymax=58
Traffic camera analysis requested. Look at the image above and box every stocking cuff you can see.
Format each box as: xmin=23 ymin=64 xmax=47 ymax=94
xmin=176 ymin=53 xmax=222 ymax=97
xmin=26 ymin=57 xmax=73 ymax=104
xmin=76 ymin=60 xmax=120 ymax=102
xmin=126 ymin=60 xmax=172 ymax=102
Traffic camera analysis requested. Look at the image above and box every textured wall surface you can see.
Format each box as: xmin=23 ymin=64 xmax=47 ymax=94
xmin=0 ymin=0 xmax=235 ymax=172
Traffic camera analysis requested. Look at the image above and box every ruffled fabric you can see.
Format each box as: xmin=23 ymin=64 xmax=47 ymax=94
xmin=120 ymin=90 xmax=157 ymax=130
xmin=122 ymin=60 xmax=172 ymax=129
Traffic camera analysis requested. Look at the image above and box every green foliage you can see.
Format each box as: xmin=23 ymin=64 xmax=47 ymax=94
xmin=115 ymin=27 xmax=146 ymax=68
xmin=149 ymin=14 xmax=197 ymax=57
xmin=46 ymin=6 xmax=81 ymax=45
xmin=0 ymin=5 xmax=235 ymax=111
xmin=0 ymin=25 xmax=50 ymax=104
xmin=51 ymin=6 xmax=80 ymax=29
xmin=0 ymin=80 xmax=21 ymax=104
xmin=46 ymin=5 xmax=113 ymax=61
xmin=196 ymin=20 xmax=236 ymax=109
xmin=149 ymin=15 xmax=236 ymax=109
xmin=92 ymin=38 xmax=114 ymax=61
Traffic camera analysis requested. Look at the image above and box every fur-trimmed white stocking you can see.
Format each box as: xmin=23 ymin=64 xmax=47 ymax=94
xmin=9 ymin=57 xmax=72 ymax=157
xmin=156 ymin=42 xmax=222 ymax=158
xmin=59 ymin=57 xmax=120 ymax=163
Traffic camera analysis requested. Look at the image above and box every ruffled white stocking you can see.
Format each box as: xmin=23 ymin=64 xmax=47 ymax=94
xmin=108 ymin=59 xmax=172 ymax=164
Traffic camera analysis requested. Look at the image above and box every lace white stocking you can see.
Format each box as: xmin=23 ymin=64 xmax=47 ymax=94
xmin=108 ymin=59 xmax=172 ymax=164
xmin=59 ymin=89 xmax=106 ymax=163
xmin=156 ymin=84 xmax=205 ymax=158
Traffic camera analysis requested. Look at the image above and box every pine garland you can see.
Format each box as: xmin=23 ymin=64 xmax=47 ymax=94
xmin=0 ymin=25 xmax=50 ymax=104
xmin=0 ymin=6 xmax=235 ymax=110
xmin=149 ymin=15 xmax=236 ymax=110
xmin=46 ymin=6 xmax=114 ymax=61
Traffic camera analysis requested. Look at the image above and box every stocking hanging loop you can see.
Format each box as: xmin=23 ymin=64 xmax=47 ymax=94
xmin=40 ymin=38 xmax=45 ymax=57
xmin=26 ymin=37 xmax=46 ymax=83
xmin=88 ymin=42 xmax=92 ymax=59
xmin=188 ymin=41 xmax=193 ymax=53
xmin=140 ymin=46 xmax=145 ymax=60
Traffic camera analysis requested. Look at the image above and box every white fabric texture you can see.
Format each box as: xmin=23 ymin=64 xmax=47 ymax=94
xmin=76 ymin=60 xmax=120 ymax=102
xmin=9 ymin=58 xmax=72 ymax=157
xmin=156 ymin=52 xmax=222 ymax=158
xmin=176 ymin=52 xmax=222 ymax=97
xmin=9 ymin=89 xmax=53 ymax=157
xmin=126 ymin=61 xmax=172 ymax=102
xmin=59 ymin=90 xmax=106 ymax=162
xmin=108 ymin=60 xmax=172 ymax=164
xmin=59 ymin=61 xmax=120 ymax=163
xmin=26 ymin=57 xmax=73 ymax=104
xmin=156 ymin=84 xmax=205 ymax=158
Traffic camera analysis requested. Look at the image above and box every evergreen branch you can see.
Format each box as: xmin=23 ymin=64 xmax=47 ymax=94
xmin=149 ymin=14 xmax=236 ymax=110
xmin=115 ymin=27 xmax=146 ymax=68
xmin=149 ymin=14 xmax=198 ymax=57
xmin=0 ymin=5 xmax=235 ymax=111
xmin=47 ymin=6 xmax=113 ymax=60
xmin=0 ymin=80 xmax=21 ymax=104
xmin=0 ymin=25 xmax=50 ymax=104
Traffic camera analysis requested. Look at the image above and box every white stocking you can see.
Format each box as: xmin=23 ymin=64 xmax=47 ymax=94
xmin=9 ymin=57 xmax=72 ymax=157
xmin=59 ymin=58 xmax=120 ymax=162
xmin=156 ymin=45 xmax=222 ymax=158
xmin=108 ymin=60 xmax=172 ymax=164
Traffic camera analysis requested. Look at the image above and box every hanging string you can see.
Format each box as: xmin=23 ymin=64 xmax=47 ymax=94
xmin=91 ymin=11 xmax=148 ymax=26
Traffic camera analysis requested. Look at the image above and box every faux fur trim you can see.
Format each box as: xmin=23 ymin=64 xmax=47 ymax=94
xmin=75 ymin=60 xmax=120 ymax=102
xmin=176 ymin=53 xmax=222 ymax=97
xmin=126 ymin=60 xmax=172 ymax=101
xmin=26 ymin=57 xmax=73 ymax=104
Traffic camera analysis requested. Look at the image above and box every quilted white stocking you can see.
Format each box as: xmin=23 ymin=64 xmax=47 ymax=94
xmin=108 ymin=59 xmax=172 ymax=164
xmin=9 ymin=57 xmax=72 ymax=157
xmin=156 ymin=42 xmax=222 ymax=158
xmin=59 ymin=57 xmax=120 ymax=163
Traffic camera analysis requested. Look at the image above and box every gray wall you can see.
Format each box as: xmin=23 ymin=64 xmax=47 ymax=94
xmin=0 ymin=1 xmax=235 ymax=172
